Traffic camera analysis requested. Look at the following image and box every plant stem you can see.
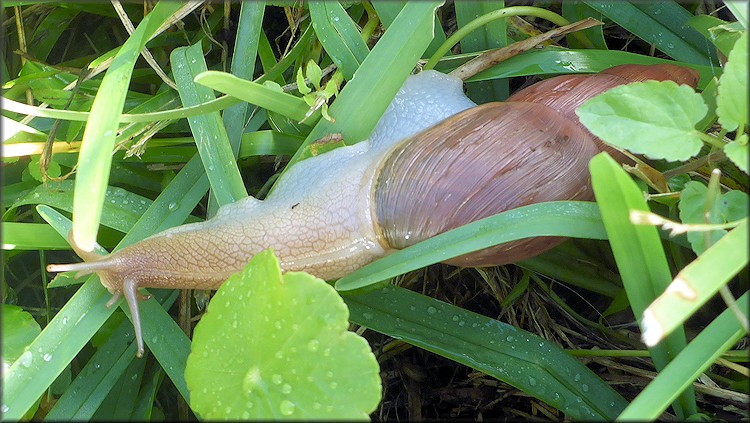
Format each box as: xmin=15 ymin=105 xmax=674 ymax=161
xmin=696 ymin=131 xmax=727 ymax=149
xmin=424 ymin=6 xmax=570 ymax=70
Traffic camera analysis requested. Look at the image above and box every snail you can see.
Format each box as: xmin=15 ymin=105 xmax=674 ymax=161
xmin=47 ymin=63 xmax=699 ymax=356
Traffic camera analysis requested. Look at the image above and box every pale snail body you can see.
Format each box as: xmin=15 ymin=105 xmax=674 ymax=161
xmin=49 ymin=64 xmax=699 ymax=356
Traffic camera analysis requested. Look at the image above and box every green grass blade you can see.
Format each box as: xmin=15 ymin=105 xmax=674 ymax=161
xmin=460 ymin=48 xmax=716 ymax=89
xmin=724 ymin=1 xmax=748 ymax=28
xmin=589 ymin=153 xmax=695 ymax=418
xmin=195 ymin=71 xmax=311 ymax=122
xmin=2 ymin=223 xmax=68 ymax=250
xmin=239 ymin=130 xmax=304 ymax=157
xmin=309 ymin=1 xmax=369 ymax=79
xmin=344 ymin=285 xmax=627 ymax=420
xmin=454 ymin=0 xmax=509 ymax=102
xmin=5 ymin=153 xmax=209 ymax=418
xmin=371 ymin=1 xmax=447 ymax=56
xmin=562 ymin=1 xmax=608 ymax=49
xmin=8 ymin=180 xmax=155 ymax=234
xmin=222 ymin=1 xmax=265 ymax=157
xmin=72 ymin=1 xmax=184 ymax=252
xmin=617 ymin=292 xmax=749 ymax=421
xmin=582 ymin=1 xmax=713 ymax=65
xmin=642 ymin=220 xmax=748 ymax=346
xmin=336 ymin=201 xmax=606 ymax=292
xmin=44 ymin=290 xmax=175 ymax=420
xmin=172 ymin=43 xmax=246 ymax=206
xmin=283 ymin=1 xmax=443 ymax=171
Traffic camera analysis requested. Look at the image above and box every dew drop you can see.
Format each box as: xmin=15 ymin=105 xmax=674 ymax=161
xmin=272 ymin=374 xmax=283 ymax=385
xmin=307 ymin=339 xmax=319 ymax=352
xmin=281 ymin=383 xmax=292 ymax=394
xmin=426 ymin=306 xmax=437 ymax=315
xmin=42 ymin=353 xmax=52 ymax=362
xmin=19 ymin=351 xmax=32 ymax=367
xmin=279 ymin=399 xmax=295 ymax=416
xmin=506 ymin=335 xmax=515 ymax=342
xmin=581 ymin=383 xmax=589 ymax=392
xmin=329 ymin=381 xmax=338 ymax=389
xmin=168 ymin=202 xmax=178 ymax=211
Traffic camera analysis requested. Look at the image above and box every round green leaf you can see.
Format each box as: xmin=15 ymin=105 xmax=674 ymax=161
xmin=185 ymin=250 xmax=382 ymax=420
xmin=678 ymin=181 xmax=749 ymax=254
xmin=2 ymin=305 xmax=42 ymax=367
xmin=577 ymin=80 xmax=708 ymax=161
xmin=717 ymin=31 xmax=748 ymax=132
xmin=724 ymin=134 xmax=748 ymax=174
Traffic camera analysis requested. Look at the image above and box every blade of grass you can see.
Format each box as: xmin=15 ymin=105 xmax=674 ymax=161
xmin=617 ymin=292 xmax=749 ymax=420
xmin=4 ymin=151 xmax=209 ymax=419
xmin=172 ymin=42 xmax=246 ymax=206
xmin=309 ymin=1 xmax=369 ymax=79
xmin=642 ymin=220 xmax=748 ymax=346
xmin=44 ymin=290 xmax=176 ymax=420
xmin=194 ymin=72 xmax=311 ymax=122
xmin=370 ymin=1 xmax=447 ymax=56
xmin=72 ymin=1 xmax=184 ymax=252
xmin=222 ymin=0 xmax=264 ymax=158
xmin=724 ymin=1 xmax=748 ymax=28
xmin=562 ymin=1 xmax=608 ymax=49
xmin=2 ymin=223 xmax=68 ymax=250
xmin=344 ymin=285 xmax=627 ymax=420
xmin=632 ymin=1 xmax=719 ymax=64
xmin=454 ymin=0 xmax=509 ymax=102
xmin=7 ymin=180 xmax=158 ymax=234
xmin=582 ymin=1 xmax=713 ymax=65
xmin=458 ymin=48 xmax=716 ymax=89
xmin=589 ymin=153 xmax=696 ymax=419
xmin=283 ymin=1 xmax=443 ymax=173
xmin=336 ymin=201 xmax=606 ymax=292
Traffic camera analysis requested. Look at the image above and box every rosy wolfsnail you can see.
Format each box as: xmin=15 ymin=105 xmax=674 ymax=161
xmin=47 ymin=63 xmax=699 ymax=356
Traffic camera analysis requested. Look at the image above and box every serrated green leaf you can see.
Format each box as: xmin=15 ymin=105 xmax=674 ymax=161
xmin=717 ymin=31 xmax=748 ymax=132
xmin=577 ymin=80 xmax=707 ymax=162
xmin=678 ymin=181 xmax=749 ymax=254
xmin=724 ymin=134 xmax=749 ymax=174
xmin=185 ymin=250 xmax=381 ymax=420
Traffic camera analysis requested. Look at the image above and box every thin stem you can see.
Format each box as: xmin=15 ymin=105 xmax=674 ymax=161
xmin=360 ymin=2 xmax=379 ymax=43
xmin=718 ymin=286 xmax=750 ymax=334
xmin=696 ymin=130 xmax=728 ymax=149
xmin=424 ymin=6 xmax=570 ymax=70
xmin=662 ymin=150 xmax=726 ymax=179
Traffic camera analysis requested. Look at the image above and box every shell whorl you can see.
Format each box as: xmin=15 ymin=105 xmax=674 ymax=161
xmin=373 ymin=101 xmax=600 ymax=266
xmin=506 ymin=63 xmax=701 ymax=163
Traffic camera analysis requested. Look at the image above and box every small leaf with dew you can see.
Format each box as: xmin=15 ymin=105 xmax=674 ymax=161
xmin=185 ymin=249 xmax=381 ymax=420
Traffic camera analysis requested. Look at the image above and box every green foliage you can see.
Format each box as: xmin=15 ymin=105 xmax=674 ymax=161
xmin=716 ymin=31 xmax=748 ymax=133
xmin=185 ymin=250 xmax=381 ymax=419
xmin=678 ymin=181 xmax=749 ymax=254
xmin=577 ymin=81 xmax=708 ymax=161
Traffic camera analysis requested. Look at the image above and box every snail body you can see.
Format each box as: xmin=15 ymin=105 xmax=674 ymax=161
xmin=48 ymin=64 xmax=699 ymax=356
